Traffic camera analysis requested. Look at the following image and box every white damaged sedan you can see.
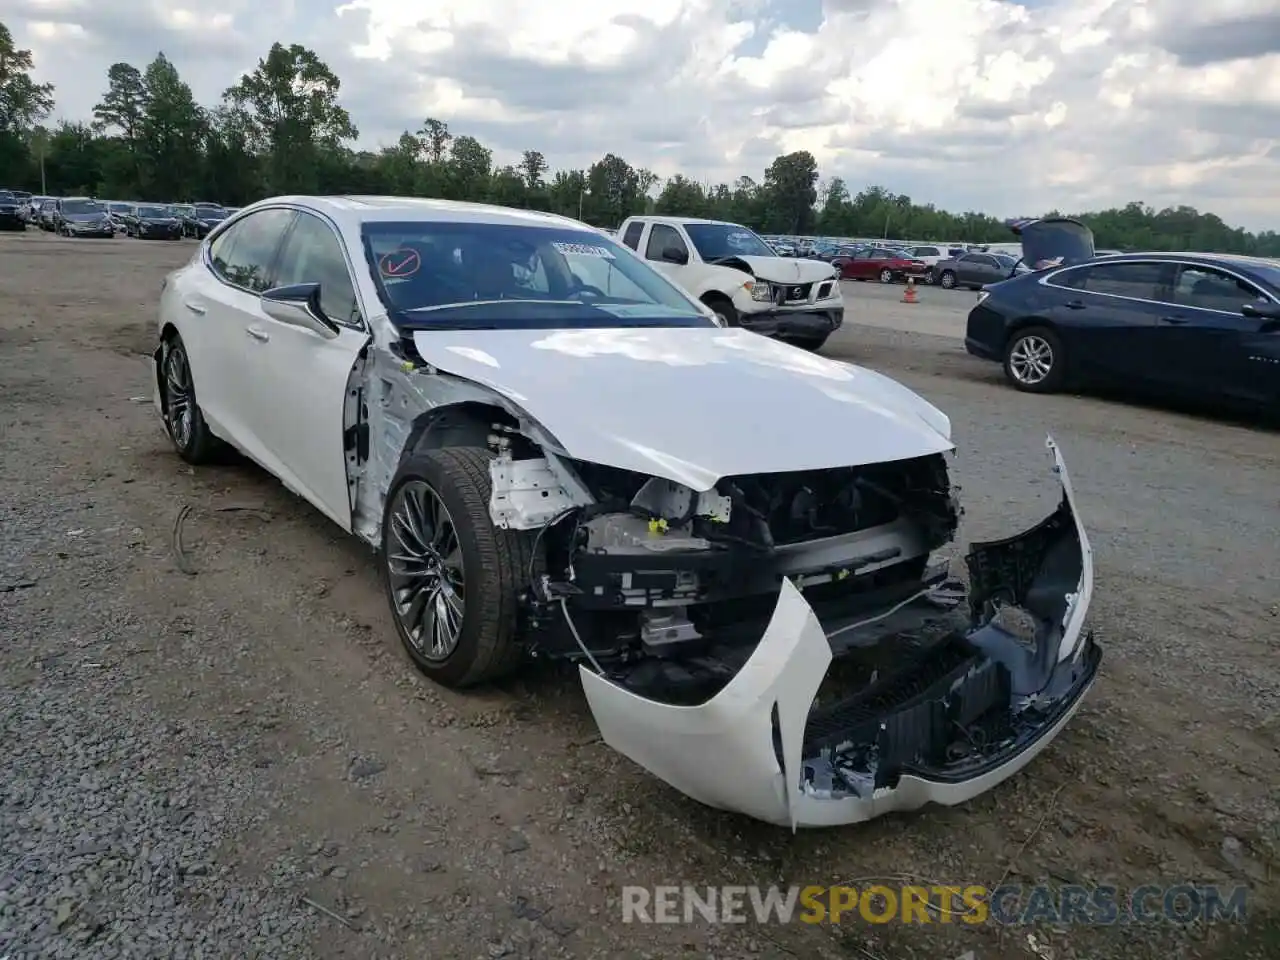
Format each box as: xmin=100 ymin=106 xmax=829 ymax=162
xmin=153 ymin=196 xmax=1100 ymax=829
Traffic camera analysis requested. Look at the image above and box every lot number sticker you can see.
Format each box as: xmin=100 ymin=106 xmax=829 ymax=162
xmin=552 ymin=241 xmax=615 ymax=259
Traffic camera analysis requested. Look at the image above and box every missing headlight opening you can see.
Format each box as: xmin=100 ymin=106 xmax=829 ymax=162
xmin=490 ymin=436 xmax=1098 ymax=823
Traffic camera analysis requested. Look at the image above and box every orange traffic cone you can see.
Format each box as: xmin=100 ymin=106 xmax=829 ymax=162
xmin=901 ymin=276 xmax=918 ymax=303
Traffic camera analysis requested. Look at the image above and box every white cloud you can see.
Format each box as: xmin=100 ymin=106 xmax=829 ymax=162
xmin=7 ymin=0 xmax=1280 ymax=228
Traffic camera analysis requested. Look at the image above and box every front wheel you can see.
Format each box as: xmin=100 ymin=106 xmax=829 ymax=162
xmin=381 ymin=447 xmax=539 ymax=688
xmin=702 ymin=295 xmax=738 ymax=327
xmin=938 ymin=270 xmax=957 ymax=289
xmin=1003 ymin=326 xmax=1066 ymax=393
xmin=879 ymin=268 xmax=894 ymax=284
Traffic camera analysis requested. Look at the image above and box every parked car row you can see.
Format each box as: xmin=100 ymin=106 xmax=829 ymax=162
xmin=4 ymin=194 xmax=239 ymax=239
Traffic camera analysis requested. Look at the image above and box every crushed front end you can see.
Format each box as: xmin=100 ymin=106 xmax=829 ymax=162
xmin=513 ymin=435 xmax=1098 ymax=828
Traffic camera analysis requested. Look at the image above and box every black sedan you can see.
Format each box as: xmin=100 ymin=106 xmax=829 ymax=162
xmin=55 ymin=198 xmax=115 ymax=237
xmin=182 ymin=205 xmax=228 ymax=238
xmin=0 ymin=191 xmax=24 ymax=230
xmin=125 ymin=204 xmax=183 ymax=239
xmin=965 ymin=252 xmax=1280 ymax=412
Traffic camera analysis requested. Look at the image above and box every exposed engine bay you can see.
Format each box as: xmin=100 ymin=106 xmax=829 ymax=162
xmin=486 ymin=433 xmax=1098 ymax=827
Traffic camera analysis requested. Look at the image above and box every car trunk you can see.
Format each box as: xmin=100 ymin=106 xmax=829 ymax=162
xmin=1007 ymin=217 xmax=1095 ymax=270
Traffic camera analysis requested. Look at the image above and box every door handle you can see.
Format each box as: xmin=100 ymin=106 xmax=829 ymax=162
xmin=1159 ymin=316 xmax=1190 ymax=325
xmin=245 ymin=326 xmax=270 ymax=342
xmin=1064 ymin=300 xmax=1086 ymax=310
xmin=183 ymin=300 xmax=206 ymax=315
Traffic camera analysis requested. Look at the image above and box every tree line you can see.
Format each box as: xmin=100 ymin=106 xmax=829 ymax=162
xmin=1 ymin=22 xmax=1277 ymax=256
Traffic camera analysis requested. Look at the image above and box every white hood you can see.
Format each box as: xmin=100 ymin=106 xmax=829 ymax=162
xmin=410 ymin=327 xmax=951 ymax=490
xmin=727 ymin=255 xmax=836 ymax=285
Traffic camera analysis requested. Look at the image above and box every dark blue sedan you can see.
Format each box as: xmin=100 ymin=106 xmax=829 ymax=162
xmin=965 ymin=250 xmax=1280 ymax=413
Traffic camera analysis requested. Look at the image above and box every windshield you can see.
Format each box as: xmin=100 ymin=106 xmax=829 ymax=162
xmin=199 ymin=210 xmax=227 ymax=221
xmin=0 ymin=192 xmax=14 ymax=203
xmin=107 ymin=202 xmax=131 ymax=213
xmin=363 ymin=221 xmax=711 ymax=331
xmin=136 ymin=205 xmax=169 ymax=218
xmin=682 ymin=222 xmax=775 ymax=260
xmin=62 ymin=200 xmax=105 ymax=215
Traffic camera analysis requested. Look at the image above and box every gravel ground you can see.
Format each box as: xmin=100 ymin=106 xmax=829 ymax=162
xmin=1 ymin=230 xmax=1277 ymax=959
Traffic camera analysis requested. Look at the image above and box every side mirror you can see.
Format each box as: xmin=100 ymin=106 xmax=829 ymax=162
xmin=661 ymin=246 xmax=689 ymax=265
xmin=260 ymin=283 xmax=340 ymax=338
xmin=1241 ymin=302 xmax=1280 ymax=327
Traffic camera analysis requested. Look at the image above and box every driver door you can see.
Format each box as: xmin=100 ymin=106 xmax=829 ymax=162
xmin=245 ymin=210 xmax=370 ymax=530
xmin=643 ymin=223 xmax=690 ymax=285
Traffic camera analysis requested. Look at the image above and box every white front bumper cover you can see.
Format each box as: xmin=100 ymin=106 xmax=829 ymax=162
xmin=580 ymin=436 xmax=1099 ymax=829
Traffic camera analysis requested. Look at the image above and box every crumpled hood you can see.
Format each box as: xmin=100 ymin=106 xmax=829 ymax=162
xmin=726 ymin=255 xmax=837 ymax=285
xmin=410 ymin=327 xmax=952 ymax=489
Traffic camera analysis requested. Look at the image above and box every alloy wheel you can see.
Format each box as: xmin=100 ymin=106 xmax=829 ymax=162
xmin=879 ymin=269 xmax=893 ymax=283
xmin=386 ymin=480 xmax=466 ymax=661
xmin=163 ymin=344 xmax=196 ymax=449
xmin=940 ymin=272 xmax=956 ymax=289
xmin=1008 ymin=334 xmax=1054 ymax=386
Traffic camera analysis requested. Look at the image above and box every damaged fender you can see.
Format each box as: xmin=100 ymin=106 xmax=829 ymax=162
xmin=579 ymin=436 xmax=1097 ymax=829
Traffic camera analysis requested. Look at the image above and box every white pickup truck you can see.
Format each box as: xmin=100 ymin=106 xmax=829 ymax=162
xmin=615 ymin=215 xmax=844 ymax=350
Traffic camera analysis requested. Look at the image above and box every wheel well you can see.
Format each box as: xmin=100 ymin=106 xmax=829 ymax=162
xmin=1003 ymin=317 xmax=1056 ymax=350
xmin=406 ymin=402 xmax=534 ymax=459
xmin=155 ymin=323 xmax=180 ymax=414
xmin=700 ymin=291 xmax=733 ymax=308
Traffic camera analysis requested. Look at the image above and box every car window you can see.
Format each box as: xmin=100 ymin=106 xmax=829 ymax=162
xmin=1172 ymin=266 xmax=1266 ymax=313
xmin=361 ymin=220 xmax=706 ymax=330
xmin=1061 ymin=261 xmax=1167 ymax=299
xmin=621 ymin=221 xmax=643 ymax=251
xmin=209 ymin=207 xmax=295 ymax=292
xmin=273 ymin=211 xmax=361 ymax=326
xmin=645 ymin=224 xmax=687 ymax=261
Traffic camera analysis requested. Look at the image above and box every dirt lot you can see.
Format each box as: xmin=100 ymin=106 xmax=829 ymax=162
xmin=1 ymin=229 xmax=1277 ymax=959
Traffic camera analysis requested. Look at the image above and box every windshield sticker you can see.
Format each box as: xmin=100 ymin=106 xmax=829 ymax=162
xmin=552 ymin=241 xmax=615 ymax=259
xmin=379 ymin=247 xmax=421 ymax=278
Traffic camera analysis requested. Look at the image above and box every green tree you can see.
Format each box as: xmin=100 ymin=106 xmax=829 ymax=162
xmin=139 ymin=54 xmax=205 ymax=200
xmin=585 ymin=153 xmax=639 ymax=225
xmin=761 ymin=151 xmax=818 ymax=233
xmin=223 ymin=42 xmax=356 ymax=194
xmin=0 ymin=22 xmax=55 ymax=184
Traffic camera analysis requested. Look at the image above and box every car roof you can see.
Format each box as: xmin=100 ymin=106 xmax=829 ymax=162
xmin=1088 ymin=251 xmax=1280 ymax=272
xmin=637 ymin=214 xmax=745 ymax=227
xmin=261 ymin=195 xmax=589 ymax=230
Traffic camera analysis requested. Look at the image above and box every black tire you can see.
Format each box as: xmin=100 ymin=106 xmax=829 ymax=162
xmin=878 ymin=268 xmax=894 ymax=284
xmin=1003 ymin=325 xmax=1066 ymax=394
xmin=381 ymin=446 xmax=539 ymax=688
xmin=160 ymin=333 xmax=223 ymax=463
xmin=938 ymin=270 xmax=957 ymax=289
xmin=702 ymin=294 xmax=738 ymax=327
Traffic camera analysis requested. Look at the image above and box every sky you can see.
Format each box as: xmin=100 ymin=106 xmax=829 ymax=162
xmin=5 ymin=0 xmax=1279 ymax=230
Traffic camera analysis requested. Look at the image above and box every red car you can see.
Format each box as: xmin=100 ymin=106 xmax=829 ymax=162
xmin=832 ymin=247 xmax=928 ymax=283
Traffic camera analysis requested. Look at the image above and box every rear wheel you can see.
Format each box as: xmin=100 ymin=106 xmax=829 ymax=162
xmin=878 ymin=268 xmax=894 ymax=284
xmin=1003 ymin=325 xmax=1066 ymax=393
xmin=161 ymin=333 xmax=223 ymax=463
xmin=381 ymin=447 xmax=539 ymax=688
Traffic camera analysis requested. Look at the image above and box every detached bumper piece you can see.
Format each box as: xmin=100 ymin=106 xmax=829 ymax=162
xmin=738 ymin=308 xmax=844 ymax=339
xmin=581 ymin=436 xmax=1098 ymax=829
